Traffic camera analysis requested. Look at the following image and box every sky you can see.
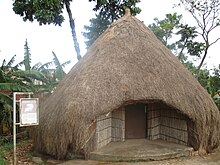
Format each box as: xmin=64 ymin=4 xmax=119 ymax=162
xmin=0 ymin=0 xmax=219 ymax=72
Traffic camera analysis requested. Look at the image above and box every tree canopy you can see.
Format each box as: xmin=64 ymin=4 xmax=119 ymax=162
xmin=13 ymin=0 xmax=64 ymax=25
xmin=148 ymin=13 xmax=204 ymax=62
xmin=148 ymin=12 xmax=220 ymax=109
xmin=83 ymin=0 xmax=141 ymax=48
xmin=179 ymin=0 xmax=220 ymax=70
xmin=13 ymin=0 xmax=81 ymax=60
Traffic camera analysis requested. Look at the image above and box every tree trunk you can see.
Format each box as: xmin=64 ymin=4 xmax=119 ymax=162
xmin=64 ymin=1 xmax=82 ymax=61
xmin=197 ymin=46 xmax=209 ymax=71
xmin=178 ymin=38 xmax=188 ymax=61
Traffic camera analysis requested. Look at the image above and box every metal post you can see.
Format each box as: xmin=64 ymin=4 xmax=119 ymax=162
xmin=13 ymin=92 xmax=34 ymax=165
xmin=13 ymin=92 xmax=16 ymax=165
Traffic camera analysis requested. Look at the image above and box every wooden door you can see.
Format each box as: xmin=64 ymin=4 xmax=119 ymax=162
xmin=125 ymin=104 xmax=147 ymax=139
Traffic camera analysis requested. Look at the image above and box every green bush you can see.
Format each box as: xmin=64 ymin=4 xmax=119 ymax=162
xmin=0 ymin=139 xmax=13 ymax=165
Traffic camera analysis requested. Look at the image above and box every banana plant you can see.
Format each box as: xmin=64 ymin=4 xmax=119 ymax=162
xmin=0 ymin=41 xmax=71 ymax=135
xmin=52 ymin=51 xmax=71 ymax=81
xmin=0 ymin=55 xmax=28 ymax=135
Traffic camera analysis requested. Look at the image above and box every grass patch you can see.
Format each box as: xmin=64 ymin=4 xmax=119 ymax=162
xmin=0 ymin=138 xmax=13 ymax=165
xmin=0 ymin=159 xmax=7 ymax=165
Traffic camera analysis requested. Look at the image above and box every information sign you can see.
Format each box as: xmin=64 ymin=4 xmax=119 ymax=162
xmin=20 ymin=98 xmax=39 ymax=126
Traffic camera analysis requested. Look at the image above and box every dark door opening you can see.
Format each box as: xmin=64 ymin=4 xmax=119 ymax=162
xmin=125 ymin=103 xmax=147 ymax=139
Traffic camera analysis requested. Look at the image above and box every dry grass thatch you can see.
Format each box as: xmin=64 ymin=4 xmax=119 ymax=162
xmin=32 ymin=13 xmax=220 ymax=159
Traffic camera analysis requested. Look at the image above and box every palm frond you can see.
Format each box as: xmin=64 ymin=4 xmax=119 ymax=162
xmin=52 ymin=51 xmax=67 ymax=80
xmin=40 ymin=62 xmax=53 ymax=69
xmin=32 ymin=62 xmax=42 ymax=70
xmin=0 ymin=83 xmax=31 ymax=92
xmin=14 ymin=60 xmax=24 ymax=69
xmin=0 ymin=92 xmax=12 ymax=105
xmin=61 ymin=60 xmax=71 ymax=68
xmin=45 ymin=68 xmax=56 ymax=72
xmin=1 ymin=59 xmax=6 ymax=68
xmin=0 ymin=70 xmax=6 ymax=82
xmin=52 ymin=51 xmax=62 ymax=67
xmin=10 ymin=70 xmax=48 ymax=83
xmin=6 ymin=55 xmax=17 ymax=67
xmin=37 ymin=62 xmax=53 ymax=74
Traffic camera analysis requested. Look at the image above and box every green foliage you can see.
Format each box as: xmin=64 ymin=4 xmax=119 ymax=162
xmin=83 ymin=14 xmax=111 ymax=48
xmin=148 ymin=13 xmax=182 ymax=49
xmin=180 ymin=55 xmax=220 ymax=110
xmin=176 ymin=24 xmax=204 ymax=59
xmin=52 ymin=51 xmax=71 ymax=81
xmin=24 ymin=39 xmax=31 ymax=71
xmin=149 ymin=12 xmax=220 ymax=109
xmin=13 ymin=0 xmax=64 ymax=25
xmin=182 ymin=62 xmax=220 ymax=109
xmin=213 ymin=92 xmax=220 ymax=110
xmin=0 ymin=55 xmax=29 ymax=136
xmin=0 ymin=83 xmax=30 ymax=93
xmin=84 ymin=0 xmax=141 ymax=48
xmin=90 ymin=0 xmax=141 ymax=22
xmin=148 ymin=13 xmax=205 ymax=61
xmin=0 ymin=40 xmax=70 ymax=135
xmin=209 ymin=65 xmax=220 ymax=96
xmin=0 ymin=159 xmax=6 ymax=165
xmin=0 ymin=93 xmax=12 ymax=106
xmin=179 ymin=0 xmax=220 ymax=70
xmin=0 ymin=139 xmax=13 ymax=165
xmin=206 ymin=67 xmax=220 ymax=109
xmin=13 ymin=0 xmax=81 ymax=60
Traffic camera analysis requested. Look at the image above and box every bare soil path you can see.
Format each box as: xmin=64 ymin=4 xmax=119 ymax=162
xmin=5 ymin=140 xmax=220 ymax=165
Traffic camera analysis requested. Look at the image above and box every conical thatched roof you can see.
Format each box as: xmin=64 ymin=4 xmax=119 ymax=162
xmin=32 ymin=12 xmax=220 ymax=159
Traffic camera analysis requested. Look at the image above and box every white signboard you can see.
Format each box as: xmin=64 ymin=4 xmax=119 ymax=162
xmin=20 ymin=98 xmax=39 ymax=126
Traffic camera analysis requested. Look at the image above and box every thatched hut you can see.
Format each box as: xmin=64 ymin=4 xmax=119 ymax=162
xmin=32 ymin=10 xmax=220 ymax=159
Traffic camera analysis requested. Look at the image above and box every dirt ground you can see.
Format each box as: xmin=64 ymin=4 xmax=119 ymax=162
xmin=59 ymin=153 xmax=220 ymax=165
xmin=58 ymin=140 xmax=220 ymax=165
xmin=5 ymin=140 xmax=220 ymax=165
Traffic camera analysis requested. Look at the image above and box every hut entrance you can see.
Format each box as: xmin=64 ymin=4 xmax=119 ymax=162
xmin=95 ymin=101 xmax=188 ymax=150
xmin=125 ymin=104 xmax=147 ymax=139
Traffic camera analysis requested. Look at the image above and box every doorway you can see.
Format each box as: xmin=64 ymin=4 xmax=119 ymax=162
xmin=125 ymin=104 xmax=147 ymax=139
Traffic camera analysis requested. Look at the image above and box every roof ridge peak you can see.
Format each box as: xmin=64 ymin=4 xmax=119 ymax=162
xmin=124 ymin=8 xmax=131 ymax=17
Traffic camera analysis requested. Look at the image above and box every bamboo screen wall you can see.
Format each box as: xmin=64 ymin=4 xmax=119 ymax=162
xmin=111 ymin=108 xmax=125 ymax=142
xmin=147 ymin=103 xmax=188 ymax=145
xmin=96 ymin=108 xmax=125 ymax=149
xmin=96 ymin=102 xmax=188 ymax=149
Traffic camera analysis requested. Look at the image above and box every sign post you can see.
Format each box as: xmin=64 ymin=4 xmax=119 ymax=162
xmin=13 ymin=92 xmax=39 ymax=165
xmin=13 ymin=93 xmax=17 ymax=165
xmin=20 ymin=98 xmax=39 ymax=126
